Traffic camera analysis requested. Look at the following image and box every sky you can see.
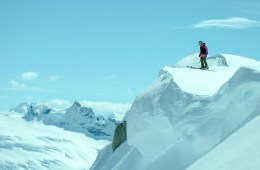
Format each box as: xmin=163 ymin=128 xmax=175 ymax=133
xmin=0 ymin=0 xmax=260 ymax=112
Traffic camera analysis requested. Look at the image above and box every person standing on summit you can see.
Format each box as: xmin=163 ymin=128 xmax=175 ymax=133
xmin=198 ymin=41 xmax=208 ymax=69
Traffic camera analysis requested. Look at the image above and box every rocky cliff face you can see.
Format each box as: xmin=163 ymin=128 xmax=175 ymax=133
xmin=112 ymin=121 xmax=127 ymax=152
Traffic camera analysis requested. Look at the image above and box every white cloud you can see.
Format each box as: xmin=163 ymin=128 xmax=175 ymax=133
xmin=193 ymin=17 xmax=260 ymax=29
xmin=171 ymin=26 xmax=184 ymax=29
xmin=25 ymin=96 xmax=34 ymax=100
xmin=8 ymin=80 xmax=49 ymax=92
xmin=45 ymin=99 xmax=73 ymax=110
xmin=9 ymin=80 xmax=26 ymax=89
xmin=49 ymin=75 xmax=58 ymax=81
xmin=21 ymin=72 xmax=38 ymax=81
xmin=8 ymin=72 xmax=51 ymax=92
xmin=81 ymin=100 xmax=132 ymax=115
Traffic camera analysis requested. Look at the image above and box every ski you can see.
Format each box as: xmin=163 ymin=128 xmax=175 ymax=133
xmin=187 ymin=66 xmax=215 ymax=72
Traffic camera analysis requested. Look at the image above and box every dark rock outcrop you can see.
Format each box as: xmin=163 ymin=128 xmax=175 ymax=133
xmin=112 ymin=121 xmax=127 ymax=152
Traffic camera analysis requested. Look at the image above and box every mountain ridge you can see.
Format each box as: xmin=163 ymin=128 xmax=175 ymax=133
xmin=91 ymin=54 xmax=260 ymax=170
xmin=10 ymin=101 xmax=118 ymax=141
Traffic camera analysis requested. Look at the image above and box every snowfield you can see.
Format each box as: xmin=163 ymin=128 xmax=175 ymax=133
xmin=91 ymin=54 xmax=260 ymax=170
xmin=0 ymin=111 xmax=109 ymax=170
xmin=187 ymin=114 xmax=260 ymax=170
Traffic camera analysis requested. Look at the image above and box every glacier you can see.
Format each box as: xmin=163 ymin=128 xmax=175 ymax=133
xmin=0 ymin=111 xmax=109 ymax=170
xmin=91 ymin=54 xmax=260 ymax=170
xmin=1 ymin=101 xmax=120 ymax=169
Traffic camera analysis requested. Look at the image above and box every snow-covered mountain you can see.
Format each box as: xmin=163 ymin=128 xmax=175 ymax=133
xmin=11 ymin=101 xmax=118 ymax=141
xmin=0 ymin=111 xmax=109 ymax=170
xmin=91 ymin=54 xmax=260 ymax=170
xmin=187 ymin=114 xmax=260 ymax=170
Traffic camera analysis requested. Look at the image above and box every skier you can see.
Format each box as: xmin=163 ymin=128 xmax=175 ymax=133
xmin=198 ymin=41 xmax=208 ymax=69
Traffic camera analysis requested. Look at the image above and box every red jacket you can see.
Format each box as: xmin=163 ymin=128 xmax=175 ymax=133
xmin=200 ymin=43 xmax=208 ymax=57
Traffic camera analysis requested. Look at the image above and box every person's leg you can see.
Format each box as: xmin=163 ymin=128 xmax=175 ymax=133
xmin=204 ymin=57 xmax=208 ymax=69
xmin=200 ymin=57 xmax=205 ymax=68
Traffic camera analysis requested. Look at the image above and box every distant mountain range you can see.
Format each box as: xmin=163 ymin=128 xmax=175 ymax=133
xmin=11 ymin=101 xmax=118 ymax=141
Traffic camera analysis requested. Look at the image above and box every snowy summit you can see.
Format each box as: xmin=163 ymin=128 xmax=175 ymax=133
xmin=91 ymin=54 xmax=260 ymax=170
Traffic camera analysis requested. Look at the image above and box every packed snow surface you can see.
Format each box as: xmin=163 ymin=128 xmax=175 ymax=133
xmin=165 ymin=53 xmax=260 ymax=95
xmin=91 ymin=54 xmax=260 ymax=170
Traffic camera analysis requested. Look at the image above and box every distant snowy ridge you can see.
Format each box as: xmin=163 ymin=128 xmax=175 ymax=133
xmin=91 ymin=54 xmax=260 ymax=170
xmin=11 ymin=101 xmax=118 ymax=141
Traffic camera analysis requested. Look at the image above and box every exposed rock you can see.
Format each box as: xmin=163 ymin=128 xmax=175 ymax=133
xmin=112 ymin=121 xmax=127 ymax=152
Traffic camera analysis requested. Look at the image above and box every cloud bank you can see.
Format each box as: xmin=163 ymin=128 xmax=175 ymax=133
xmin=193 ymin=17 xmax=260 ymax=29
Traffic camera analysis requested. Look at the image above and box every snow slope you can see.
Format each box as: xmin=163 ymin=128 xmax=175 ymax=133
xmin=91 ymin=54 xmax=260 ymax=170
xmin=0 ymin=111 xmax=109 ymax=170
xmin=187 ymin=114 xmax=260 ymax=170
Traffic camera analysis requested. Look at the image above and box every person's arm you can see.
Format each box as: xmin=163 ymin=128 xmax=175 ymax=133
xmin=205 ymin=45 xmax=208 ymax=55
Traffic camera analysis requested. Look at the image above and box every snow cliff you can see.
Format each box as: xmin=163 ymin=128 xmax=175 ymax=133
xmin=91 ymin=54 xmax=260 ymax=170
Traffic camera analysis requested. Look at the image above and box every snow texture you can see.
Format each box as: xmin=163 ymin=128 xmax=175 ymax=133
xmin=187 ymin=115 xmax=260 ymax=170
xmin=0 ymin=111 xmax=109 ymax=170
xmin=91 ymin=54 xmax=260 ymax=170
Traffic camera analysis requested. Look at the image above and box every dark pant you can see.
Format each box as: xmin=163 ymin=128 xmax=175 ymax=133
xmin=200 ymin=57 xmax=208 ymax=68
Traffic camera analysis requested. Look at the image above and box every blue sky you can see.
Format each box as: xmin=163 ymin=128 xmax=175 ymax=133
xmin=0 ymin=0 xmax=260 ymax=111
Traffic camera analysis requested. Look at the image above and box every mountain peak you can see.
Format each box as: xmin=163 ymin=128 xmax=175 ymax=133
xmin=174 ymin=53 xmax=260 ymax=69
xmin=175 ymin=53 xmax=229 ymax=68
xmin=91 ymin=54 xmax=260 ymax=170
xmin=159 ymin=53 xmax=260 ymax=96
xmin=72 ymin=101 xmax=81 ymax=108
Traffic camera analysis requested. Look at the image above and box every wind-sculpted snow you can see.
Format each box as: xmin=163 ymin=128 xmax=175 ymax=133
xmin=146 ymin=67 xmax=260 ymax=170
xmin=90 ymin=142 xmax=149 ymax=170
xmin=0 ymin=139 xmax=61 ymax=153
xmin=209 ymin=67 xmax=260 ymax=139
xmin=91 ymin=54 xmax=260 ymax=170
xmin=187 ymin=115 xmax=260 ymax=170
